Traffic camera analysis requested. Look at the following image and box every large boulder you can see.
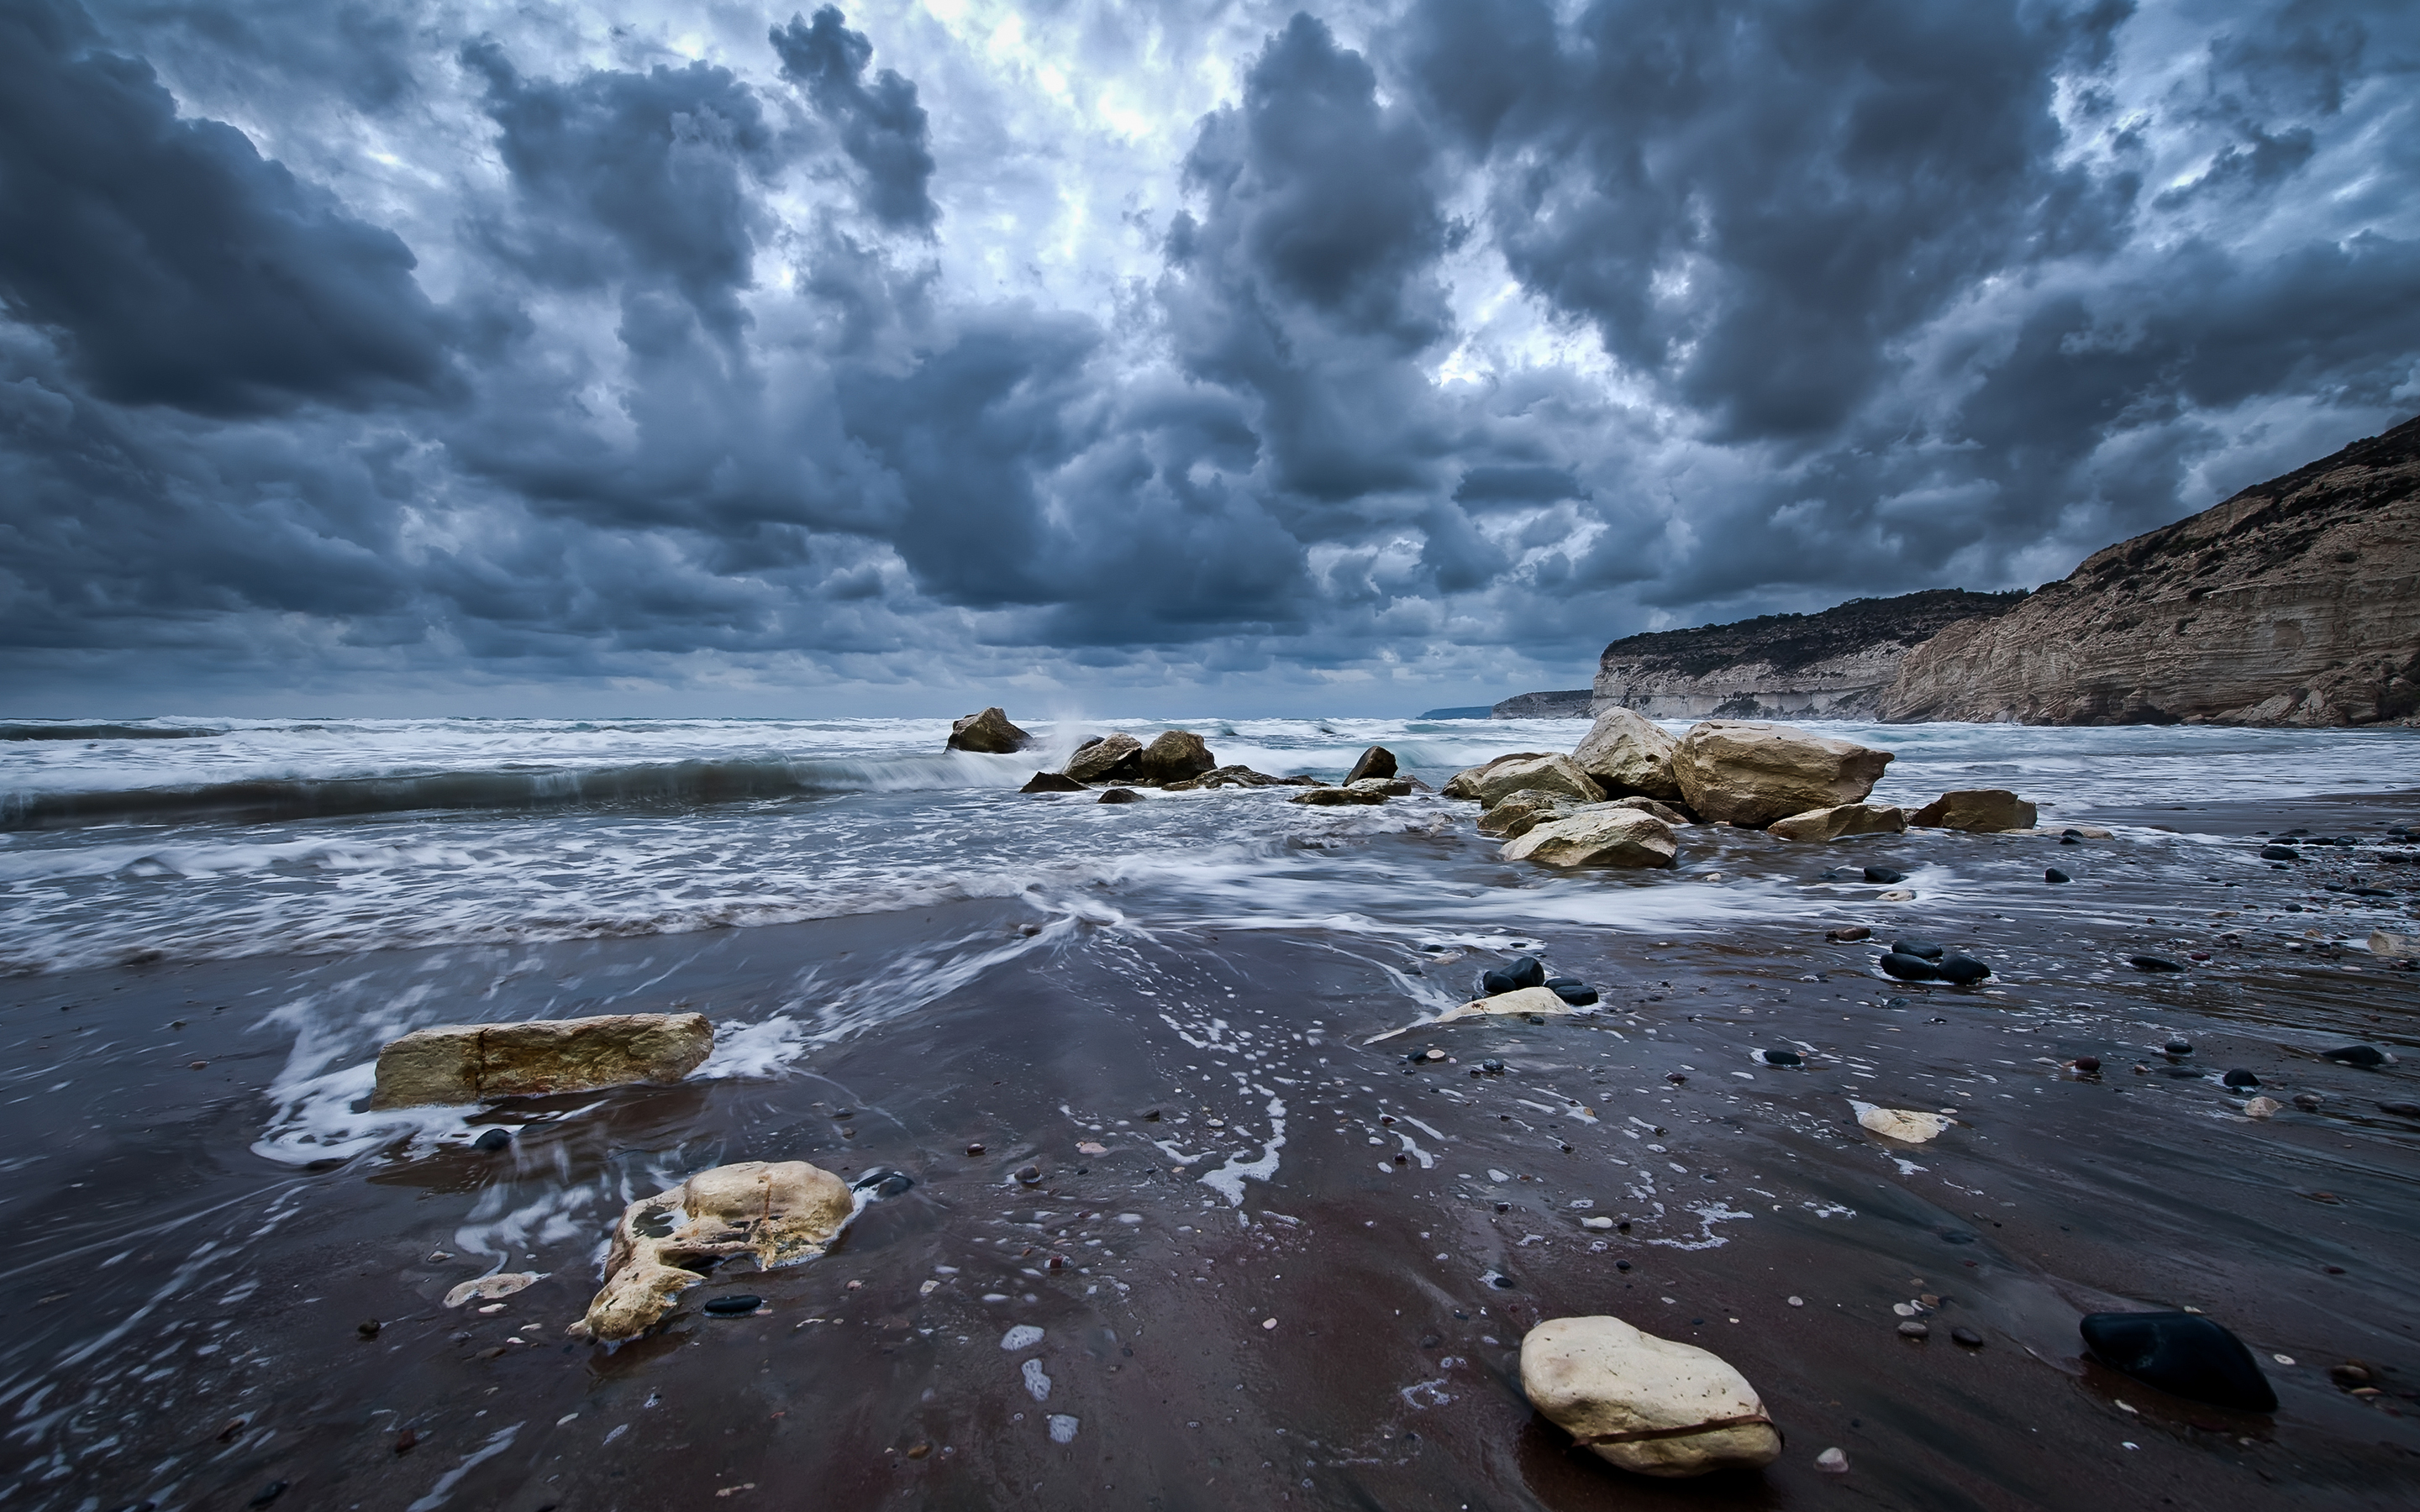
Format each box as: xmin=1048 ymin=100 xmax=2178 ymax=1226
xmin=1136 ymin=730 xmax=1217 ymax=785
xmin=1520 ymin=1315 xmax=1784 ymax=1478
xmin=371 ymin=1013 xmax=713 ymax=1109
xmin=1502 ymin=808 xmax=1677 ymax=869
xmin=1441 ymin=752 xmax=1553 ymax=799
xmin=947 ymin=706 xmax=1032 ymax=753
xmin=1477 ymin=790 xmax=1576 ymax=838
xmin=1465 ymin=754 xmax=1606 ymax=809
xmin=568 ymin=1161 xmax=855 ymax=1344
xmin=1570 ymin=708 xmax=1683 ymax=801
xmin=1907 ymin=789 xmax=2037 ymax=832
xmin=1063 ymin=733 xmax=1144 ymax=784
xmin=1670 ymin=720 xmax=1892 ymax=827
xmin=1344 ymin=745 xmax=1398 ymax=784
xmin=1765 ymin=803 xmax=1907 ymax=843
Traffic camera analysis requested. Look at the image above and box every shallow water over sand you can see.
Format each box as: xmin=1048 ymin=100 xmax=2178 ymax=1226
xmin=2 ymin=719 xmax=2416 ymax=1508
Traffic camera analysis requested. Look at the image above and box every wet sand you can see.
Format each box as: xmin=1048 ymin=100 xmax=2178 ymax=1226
xmin=4 ymin=793 xmax=2417 ymax=1510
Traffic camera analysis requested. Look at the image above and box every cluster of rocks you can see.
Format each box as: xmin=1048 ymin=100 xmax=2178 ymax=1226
xmin=949 ymin=707 xmax=1418 ymax=806
xmin=1444 ymin=711 xmax=2046 ymax=869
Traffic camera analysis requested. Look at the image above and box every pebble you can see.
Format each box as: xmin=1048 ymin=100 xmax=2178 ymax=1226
xmin=2163 ymin=1041 xmax=2193 ymax=1056
xmin=1892 ymin=938 xmax=1946 ymax=960
xmin=1864 ymin=867 xmax=1907 ymax=885
xmin=1581 ymin=1215 xmax=1614 ymax=1230
xmin=1816 ymin=1447 xmax=1849 ymax=1473
xmin=2222 ymin=1069 xmax=2261 ymax=1089
xmin=2260 ymin=844 xmax=2301 ymax=861
xmin=1937 ymin=956 xmax=1991 ymax=985
xmin=1665 ymin=1072 xmax=1688 ymax=1084
xmin=1478 ymin=1059 xmax=1506 ymax=1075
xmin=1016 ymin=1165 xmax=1044 ymax=1184
xmin=2129 ymin=955 xmax=2185 ymax=972
xmin=1482 ymin=956 xmax=1547 ymax=996
xmin=2321 ymin=1045 xmax=2390 ymax=1068
xmin=2071 ymin=1056 xmax=2101 ymax=1074
xmin=2291 ymin=1092 xmax=2323 ymax=1110
xmin=2045 ymin=868 xmax=2071 ymax=884
xmin=2243 ymin=1096 xmax=2282 ymax=1119
xmin=702 ymin=1295 xmax=763 ymax=1316
xmin=1825 ymin=927 xmax=1872 ymax=942
xmin=1898 ymin=1320 xmax=1930 ymax=1340
xmin=966 ymin=1143 xmax=986 ymax=1156
xmin=1787 ymin=1296 xmax=1804 ymax=1307
xmin=1545 ymin=979 xmax=1600 ymax=1005
xmin=357 ymin=1319 xmax=381 ymax=1339
xmin=2079 ymin=1310 xmax=2277 ymax=1412
xmin=472 ymin=1128 xmax=513 ymax=1153
xmin=2378 ymin=1101 xmax=2420 ymax=1118
xmin=1759 ymin=1049 xmax=1803 ymax=1066
xmin=1881 ymin=952 xmax=1942 ymax=981
xmin=1952 ymin=1327 xmax=1985 ymax=1347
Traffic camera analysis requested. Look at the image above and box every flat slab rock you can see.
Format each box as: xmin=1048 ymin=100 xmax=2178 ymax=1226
xmin=371 ymin=1012 xmax=713 ymax=1108
xmin=570 ymin=1160 xmax=855 ymax=1344
xmin=1521 ymin=1315 xmax=1783 ymax=1478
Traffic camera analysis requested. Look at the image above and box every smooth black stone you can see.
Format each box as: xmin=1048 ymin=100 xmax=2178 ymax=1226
xmin=1016 ymin=1165 xmax=1044 ymax=1184
xmin=2321 ymin=1045 xmax=2386 ymax=1068
xmin=1480 ymin=969 xmax=1518 ymax=997
xmin=1548 ymin=982 xmax=1599 ymax=1005
xmin=1881 ymin=952 xmax=1942 ymax=981
xmin=1892 ymin=938 xmax=1946 ymax=960
xmin=1479 ymin=1059 xmax=1505 ymax=1074
xmin=852 ymin=1168 xmax=915 ymax=1197
xmin=248 ymin=1486 xmax=287 ymax=1509
xmin=702 ymin=1295 xmax=763 ymax=1316
xmin=1505 ymin=955 xmax=1546 ymax=989
xmin=472 ymin=1128 xmax=513 ymax=1153
xmin=1096 ymin=788 xmax=1142 ymax=805
xmin=2284 ymin=903 xmax=2304 ymax=911
xmin=2164 ymin=1040 xmax=2193 ymax=1056
xmin=2045 ymin=868 xmax=2071 ymax=884
xmin=2079 ymin=1311 xmax=2276 ymax=1412
xmin=1864 ymin=866 xmax=1907 ymax=884
xmin=1952 ymin=1327 xmax=1985 ymax=1347
xmin=1760 ymin=1048 xmax=1803 ymax=1066
xmin=1488 ymin=1273 xmax=1517 ymax=1289
xmin=2351 ymin=886 xmax=2393 ymax=898
xmin=1937 ymin=955 xmax=1991 ymax=985
xmin=1020 ymin=771 xmax=1086 ymax=793
xmin=2129 ymin=954 xmax=2185 ymax=972
xmin=2260 ymin=844 xmax=2300 ymax=861
xmin=1523 ymin=1014 xmax=1545 ymax=1025
xmin=2324 ymin=883 xmax=2347 ymax=893
xmin=2222 ymin=1068 xmax=2260 ymax=1089
xmin=2378 ymin=1101 xmax=2420 ymax=1118
xmin=2060 ymin=834 xmax=2080 ymax=845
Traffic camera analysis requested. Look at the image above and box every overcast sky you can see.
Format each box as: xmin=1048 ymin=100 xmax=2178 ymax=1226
xmin=2 ymin=0 xmax=2414 ymax=717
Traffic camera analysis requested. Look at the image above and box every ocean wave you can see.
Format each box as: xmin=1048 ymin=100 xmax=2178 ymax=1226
xmin=0 ymin=722 xmax=225 ymax=742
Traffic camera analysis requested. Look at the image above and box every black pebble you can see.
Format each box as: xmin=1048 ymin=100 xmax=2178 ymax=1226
xmin=248 ymin=1486 xmax=287 ymax=1509
xmin=1881 ymin=952 xmax=1943 ymax=981
xmin=702 ymin=1295 xmax=763 ymax=1316
xmin=2044 ymin=868 xmax=2070 ymax=884
xmin=1479 ymin=1059 xmax=1506 ymax=1075
xmin=2079 ymin=1311 xmax=2276 ymax=1412
xmin=1489 ymin=1274 xmax=1517 ymax=1289
xmin=2164 ymin=1040 xmax=2193 ymax=1056
xmin=1097 ymin=788 xmax=1140 ymax=804
xmin=1864 ymin=866 xmax=1907 ymax=885
xmin=472 ymin=1128 xmax=513 ymax=1153
xmin=1545 ymin=979 xmax=1599 ymax=1005
xmin=2284 ymin=903 xmax=2303 ymax=912
xmin=1886 ymin=996 xmax=1909 ymax=1010
xmin=2260 ymin=844 xmax=2300 ymax=861
xmin=1952 ymin=1327 xmax=1985 ymax=1347
xmin=1480 ymin=969 xmax=1518 ymax=996
xmin=1524 ymin=1014 xmax=1546 ymax=1025
xmin=1937 ymin=955 xmax=1991 ymax=985
xmin=852 ymin=1168 xmax=915 ymax=1197
xmin=357 ymin=1319 xmax=381 ymax=1339
xmin=2129 ymin=954 xmax=2185 ymax=973
xmin=1016 ymin=1165 xmax=1044 ymax=1184
xmin=2377 ymin=1100 xmax=2420 ymax=1118
xmin=1760 ymin=1048 xmax=1803 ymax=1066
xmin=2060 ymin=832 xmax=2081 ymax=845
xmin=2222 ymin=1068 xmax=2260 ymax=1089
xmin=1893 ymin=939 xmax=1946 ymax=960
xmin=2321 ymin=1045 xmax=2388 ymax=1068
xmin=1614 ymin=1259 xmax=1631 ymax=1271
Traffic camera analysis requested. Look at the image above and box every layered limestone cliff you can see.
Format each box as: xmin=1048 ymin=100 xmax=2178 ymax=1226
xmin=1589 ymin=590 xmax=2026 ymax=720
xmin=1881 ymin=416 xmax=2420 ymax=727
xmin=1491 ymin=690 xmax=1593 ymax=719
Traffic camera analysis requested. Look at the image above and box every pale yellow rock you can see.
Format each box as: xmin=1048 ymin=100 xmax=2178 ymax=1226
xmin=1670 ymin=721 xmax=1892 ymax=827
xmin=1434 ymin=985 xmax=1572 ymax=1025
xmin=1603 ymin=795 xmax=1691 ymax=826
xmin=2243 ymin=1096 xmax=2283 ymax=1119
xmin=371 ymin=1012 xmax=713 ymax=1109
xmin=568 ymin=1160 xmax=855 ymax=1344
xmin=1851 ymin=1101 xmax=1949 ymax=1143
xmin=1877 ymin=889 xmax=1916 ymax=901
xmin=1907 ymin=789 xmax=2038 ymax=832
xmin=1476 ymin=789 xmax=1577 ymax=837
xmin=1441 ymin=751 xmax=1553 ymax=800
xmin=1465 ymin=753 xmax=1606 ymax=809
xmin=1570 ymin=708 xmax=1683 ymax=801
xmin=1502 ymin=808 xmax=1677 ymax=869
xmin=445 ymin=1272 xmax=541 ymax=1308
xmin=1766 ymin=803 xmax=1907 ymax=842
xmin=2370 ymin=929 xmax=2417 ymax=959
xmin=1519 ymin=1315 xmax=1783 ymax=1478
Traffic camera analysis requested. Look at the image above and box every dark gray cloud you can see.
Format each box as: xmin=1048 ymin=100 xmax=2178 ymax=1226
xmin=0 ymin=0 xmax=2413 ymax=714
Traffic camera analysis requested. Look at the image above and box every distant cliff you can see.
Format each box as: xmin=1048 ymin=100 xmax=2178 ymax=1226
xmin=1491 ymin=690 xmax=1593 ymax=719
xmin=1587 ymin=589 xmax=2028 ymax=720
xmin=1882 ymin=415 xmax=2420 ymax=726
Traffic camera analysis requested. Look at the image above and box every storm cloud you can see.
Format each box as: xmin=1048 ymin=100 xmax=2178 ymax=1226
xmin=1 ymin=0 xmax=2413 ymax=714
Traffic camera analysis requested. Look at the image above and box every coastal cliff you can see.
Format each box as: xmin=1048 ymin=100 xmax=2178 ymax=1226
xmin=1586 ymin=590 xmax=2026 ymax=720
xmin=1881 ymin=415 xmax=2420 ymax=726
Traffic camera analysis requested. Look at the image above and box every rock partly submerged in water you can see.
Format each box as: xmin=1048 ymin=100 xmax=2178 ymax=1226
xmin=1163 ymin=764 xmax=1289 ymax=790
xmin=1851 ymin=1102 xmax=1951 ymax=1142
xmin=2079 ymin=1311 xmax=2277 ymax=1412
xmin=1344 ymin=745 xmax=1398 ymax=785
xmin=1670 ymin=721 xmax=1892 ymax=828
xmin=568 ymin=1161 xmax=855 ymax=1345
xmin=371 ymin=1012 xmax=713 ymax=1109
xmin=1020 ymin=770 xmax=1087 ymax=793
xmin=1461 ymin=753 xmax=1607 ymax=809
xmin=1907 ymin=789 xmax=2038 ymax=832
xmin=1290 ymin=785 xmax=1387 ymax=807
xmin=1502 ymin=808 xmax=1677 ymax=869
xmin=946 ymin=706 xmax=1033 ymax=754
xmin=1441 ymin=751 xmax=1554 ymax=800
xmin=1136 ymin=730 xmax=1216 ymax=785
xmin=1477 ymin=789 xmax=1576 ymax=837
xmin=1569 ymin=708 xmax=1684 ymax=803
xmin=1063 ymin=733 xmax=1143 ymax=784
xmin=1436 ymin=984 xmax=1570 ymax=1024
xmin=1520 ymin=1315 xmax=1784 ymax=1478
xmin=1765 ymin=803 xmax=1906 ymax=843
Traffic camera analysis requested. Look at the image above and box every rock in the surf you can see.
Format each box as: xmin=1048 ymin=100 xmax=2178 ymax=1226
xmin=1136 ymin=730 xmax=1216 ymax=785
xmin=1570 ymin=708 xmax=1684 ymax=802
xmin=1162 ymin=764 xmax=1287 ymax=790
xmin=1852 ymin=1102 xmax=1949 ymax=1142
xmin=2078 ymin=1311 xmax=2277 ymax=1412
xmin=1481 ymin=956 xmax=1548 ymax=995
xmin=1441 ymin=751 xmax=1554 ymax=800
xmin=1936 ymin=955 xmax=1991 ymax=985
xmin=1907 ymin=789 xmax=2038 ymax=832
xmin=1670 ymin=721 xmax=1892 ymax=827
xmin=1347 ymin=776 xmax=1413 ymax=796
xmin=2369 ymin=929 xmax=2416 ymax=959
xmin=1519 ymin=1315 xmax=1783 ymax=1477
xmin=1434 ymin=985 xmax=1571 ymax=1025
xmin=1502 ymin=808 xmax=1677 ymax=869
xmin=947 ymin=706 xmax=1032 ymax=754
xmin=1063 ymin=733 xmax=1144 ymax=784
xmin=2320 ymin=1044 xmax=2393 ymax=1068
xmin=1467 ymin=754 xmax=1607 ymax=809
xmin=1020 ymin=771 xmax=1086 ymax=793
xmin=1097 ymin=788 xmax=1142 ymax=805
xmin=1765 ymin=803 xmax=1906 ymax=843
xmin=1879 ymin=953 xmax=1941 ymax=981
xmin=568 ymin=1161 xmax=855 ymax=1344
xmin=1289 ymin=785 xmax=1387 ymax=807
xmin=1344 ymin=745 xmax=1398 ymax=785
xmin=371 ymin=1013 xmax=713 ymax=1109
xmin=1477 ymin=790 xmax=1577 ymax=837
